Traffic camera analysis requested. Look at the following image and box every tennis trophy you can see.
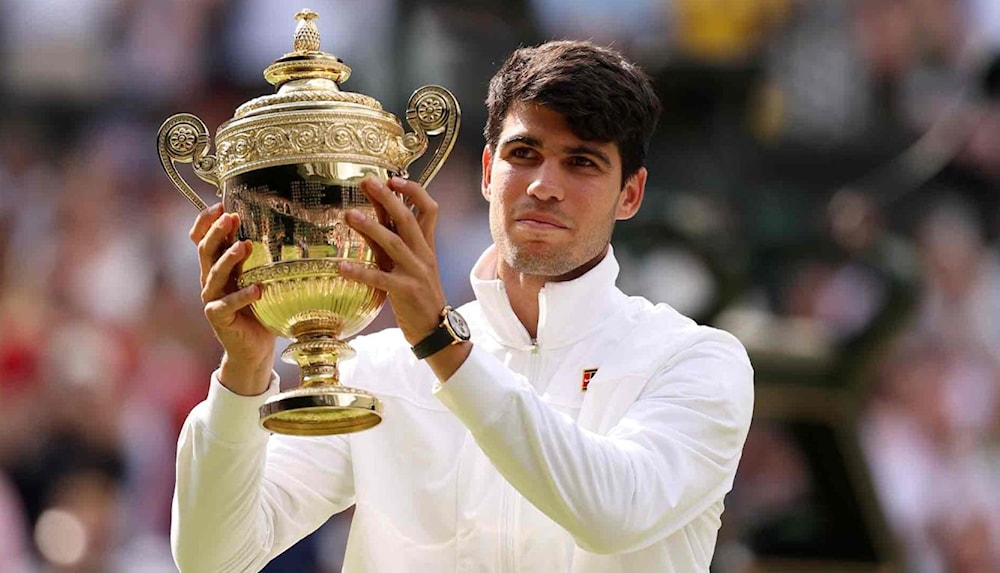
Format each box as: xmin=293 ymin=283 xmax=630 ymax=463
xmin=156 ymin=9 xmax=460 ymax=435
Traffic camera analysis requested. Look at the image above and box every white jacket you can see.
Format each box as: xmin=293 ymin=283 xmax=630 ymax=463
xmin=171 ymin=246 xmax=754 ymax=572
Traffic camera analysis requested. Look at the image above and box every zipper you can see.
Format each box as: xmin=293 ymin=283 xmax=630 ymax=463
xmin=528 ymin=339 xmax=542 ymax=388
xmin=500 ymin=339 xmax=542 ymax=572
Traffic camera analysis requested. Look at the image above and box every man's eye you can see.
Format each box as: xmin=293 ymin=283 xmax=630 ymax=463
xmin=510 ymin=147 xmax=535 ymax=158
xmin=569 ymin=156 xmax=596 ymax=167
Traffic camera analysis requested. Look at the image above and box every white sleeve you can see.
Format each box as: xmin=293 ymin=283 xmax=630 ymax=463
xmin=433 ymin=335 xmax=754 ymax=555
xmin=171 ymin=371 xmax=355 ymax=573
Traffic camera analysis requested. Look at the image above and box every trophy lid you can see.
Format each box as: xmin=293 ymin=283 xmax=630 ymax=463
xmin=234 ymin=9 xmax=383 ymax=118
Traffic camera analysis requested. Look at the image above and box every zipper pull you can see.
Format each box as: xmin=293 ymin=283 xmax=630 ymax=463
xmin=530 ymin=339 xmax=539 ymax=355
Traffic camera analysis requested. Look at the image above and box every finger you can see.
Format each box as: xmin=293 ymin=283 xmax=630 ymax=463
xmin=345 ymin=209 xmax=421 ymax=274
xmin=387 ymin=177 xmax=438 ymax=251
xmin=359 ymin=177 xmax=393 ymax=224
xmin=227 ymin=212 xmax=242 ymax=243
xmin=189 ymin=203 xmax=225 ymax=245
xmin=204 ymin=283 xmax=261 ymax=327
xmin=356 ymin=179 xmax=394 ymax=270
xmin=338 ymin=261 xmax=398 ymax=292
xmin=369 ymin=234 xmax=394 ymax=274
xmin=360 ymin=177 xmax=430 ymax=256
xmin=202 ymin=240 xmax=251 ymax=304
xmin=197 ymin=213 xmax=236 ymax=286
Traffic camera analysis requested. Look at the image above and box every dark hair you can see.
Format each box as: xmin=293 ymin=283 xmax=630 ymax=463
xmin=484 ymin=41 xmax=662 ymax=186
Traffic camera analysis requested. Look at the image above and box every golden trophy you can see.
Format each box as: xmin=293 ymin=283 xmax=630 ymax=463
xmin=156 ymin=9 xmax=460 ymax=436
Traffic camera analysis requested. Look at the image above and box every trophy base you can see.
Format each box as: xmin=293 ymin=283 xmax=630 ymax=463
xmin=260 ymin=385 xmax=383 ymax=435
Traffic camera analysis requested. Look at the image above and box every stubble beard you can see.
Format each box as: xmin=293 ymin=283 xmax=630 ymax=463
xmin=495 ymin=235 xmax=578 ymax=277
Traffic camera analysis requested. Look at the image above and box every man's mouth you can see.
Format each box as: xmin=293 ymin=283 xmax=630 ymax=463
xmin=514 ymin=212 xmax=569 ymax=230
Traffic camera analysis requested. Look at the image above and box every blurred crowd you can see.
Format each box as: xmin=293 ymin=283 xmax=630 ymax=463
xmin=0 ymin=0 xmax=998 ymax=571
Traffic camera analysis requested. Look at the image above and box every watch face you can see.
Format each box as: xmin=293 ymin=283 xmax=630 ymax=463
xmin=446 ymin=309 xmax=471 ymax=339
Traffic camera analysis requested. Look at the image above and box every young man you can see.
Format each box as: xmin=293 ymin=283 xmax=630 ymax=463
xmin=173 ymin=41 xmax=754 ymax=572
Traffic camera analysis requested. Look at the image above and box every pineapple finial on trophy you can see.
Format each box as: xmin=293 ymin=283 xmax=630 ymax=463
xmin=293 ymin=9 xmax=321 ymax=53
xmin=260 ymin=8 xmax=351 ymax=87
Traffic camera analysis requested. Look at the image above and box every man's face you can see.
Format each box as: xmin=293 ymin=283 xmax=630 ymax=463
xmin=481 ymin=103 xmax=645 ymax=279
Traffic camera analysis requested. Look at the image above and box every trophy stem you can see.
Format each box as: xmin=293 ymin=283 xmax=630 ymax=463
xmin=259 ymin=334 xmax=382 ymax=436
xmin=281 ymin=334 xmax=356 ymax=387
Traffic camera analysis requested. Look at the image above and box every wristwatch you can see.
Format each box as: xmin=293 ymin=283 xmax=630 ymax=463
xmin=411 ymin=305 xmax=471 ymax=359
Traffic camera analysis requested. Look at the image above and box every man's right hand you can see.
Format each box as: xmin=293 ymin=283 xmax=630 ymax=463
xmin=190 ymin=203 xmax=276 ymax=396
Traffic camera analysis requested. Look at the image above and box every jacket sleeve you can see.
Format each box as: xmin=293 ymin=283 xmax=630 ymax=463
xmin=171 ymin=372 xmax=355 ymax=573
xmin=433 ymin=331 xmax=754 ymax=555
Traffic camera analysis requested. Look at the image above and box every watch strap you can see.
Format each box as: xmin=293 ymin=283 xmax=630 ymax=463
xmin=412 ymin=306 xmax=468 ymax=360
xmin=411 ymin=326 xmax=460 ymax=360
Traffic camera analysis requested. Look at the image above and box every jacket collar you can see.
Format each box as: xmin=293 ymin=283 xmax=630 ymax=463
xmin=469 ymin=245 xmax=627 ymax=350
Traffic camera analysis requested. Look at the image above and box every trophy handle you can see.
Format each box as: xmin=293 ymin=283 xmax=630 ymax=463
xmin=156 ymin=113 xmax=222 ymax=211
xmin=401 ymin=86 xmax=461 ymax=187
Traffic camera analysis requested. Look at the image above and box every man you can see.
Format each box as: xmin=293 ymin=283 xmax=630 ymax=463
xmin=172 ymin=41 xmax=754 ymax=572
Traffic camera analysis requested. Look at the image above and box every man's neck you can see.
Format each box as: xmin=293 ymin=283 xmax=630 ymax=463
xmin=496 ymin=264 xmax=546 ymax=340
xmin=495 ymin=246 xmax=609 ymax=340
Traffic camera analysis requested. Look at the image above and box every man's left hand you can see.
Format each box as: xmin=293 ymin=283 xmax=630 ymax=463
xmin=340 ymin=176 xmax=448 ymax=347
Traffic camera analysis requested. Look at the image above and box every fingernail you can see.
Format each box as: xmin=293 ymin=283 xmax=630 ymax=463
xmin=339 ymin=261 xmax=353 ymax=273
xmin=346 ymin=209 xmax=362 ymax=223
xmin=390 ymin=176 xmax=406 ymax=187
xmin=210 ymin=203 xmax=224 ymax=215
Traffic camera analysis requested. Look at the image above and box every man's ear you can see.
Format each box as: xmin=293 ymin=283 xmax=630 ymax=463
xmin=616 ymin=167 xmax=646 ymax=220
xmin=481 ymin=145 xmax=494 ymax=201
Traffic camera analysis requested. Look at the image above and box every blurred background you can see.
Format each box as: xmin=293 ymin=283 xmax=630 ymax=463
xmin=0 ymin=0 xmax=998 ymax=571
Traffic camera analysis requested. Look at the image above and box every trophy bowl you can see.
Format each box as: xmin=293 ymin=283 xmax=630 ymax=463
xmin=156 ymin=9 xmax=460 ymax=436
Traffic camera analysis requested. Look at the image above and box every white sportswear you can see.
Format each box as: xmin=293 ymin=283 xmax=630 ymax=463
xmin=171 ymin=245 xmax=754 ymax=572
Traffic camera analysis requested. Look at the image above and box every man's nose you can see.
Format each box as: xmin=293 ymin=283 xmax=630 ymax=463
xmin=526 ymin=161 xmax=565 ymax=202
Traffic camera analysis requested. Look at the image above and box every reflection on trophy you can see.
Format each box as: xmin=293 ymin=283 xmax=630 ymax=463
xmin=156 ymin=9 xmax=460 ymax=436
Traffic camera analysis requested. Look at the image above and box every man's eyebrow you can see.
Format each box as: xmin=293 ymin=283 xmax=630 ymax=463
xmin=562 ymin=145 xmax=612 ymax=168
xmin=498 ymin=134 xmax=541 ymax=148
xmin=498 ymin=135 xmax=613 ymax=169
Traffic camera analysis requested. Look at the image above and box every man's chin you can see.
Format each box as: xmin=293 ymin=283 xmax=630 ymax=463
xmin=504 ymin=249 xmax=577 ymax=277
